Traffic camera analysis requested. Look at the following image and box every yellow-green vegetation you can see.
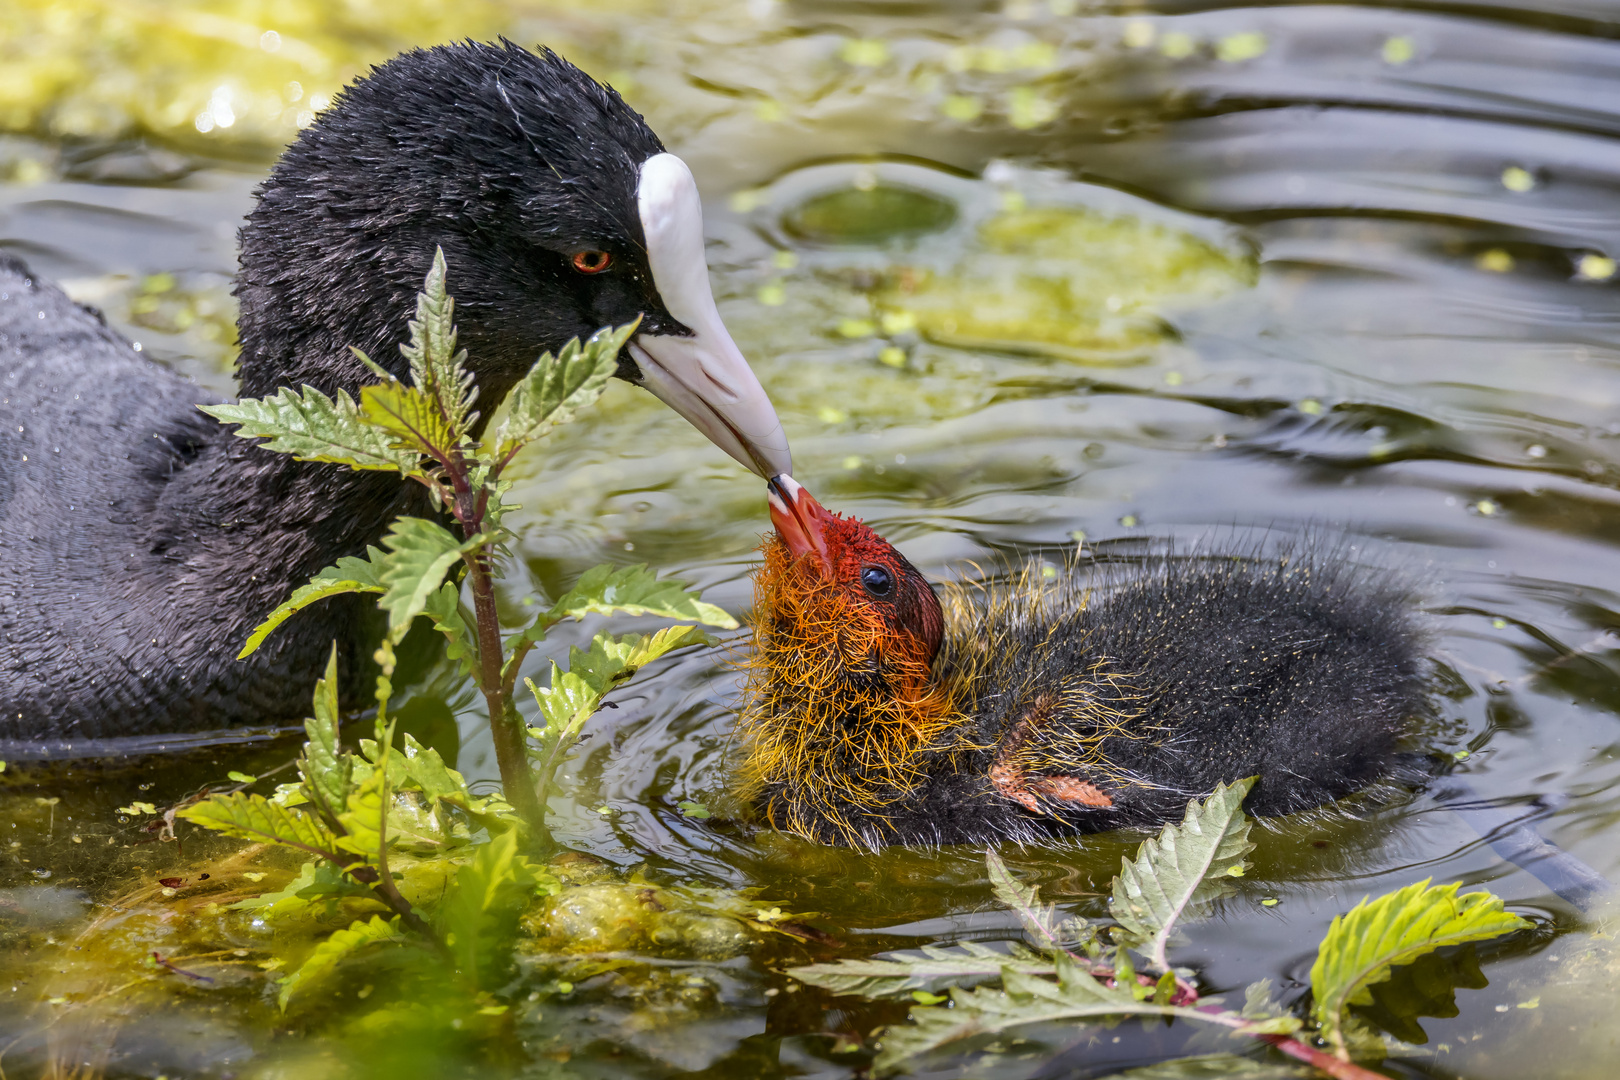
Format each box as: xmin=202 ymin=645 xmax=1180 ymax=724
xmin=876 ymin=206 xmax=1256 ymax=363
xmin=0 ymin=0 xmax=513 ymax=152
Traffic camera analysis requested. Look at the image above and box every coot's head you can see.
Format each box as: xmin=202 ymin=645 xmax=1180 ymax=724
xmin=742 ymin=476 xmax=961 ymax=846
xmin=237 ymin=40 xmax=789 ymax=477
xmin=763 ymin=476 xmax=943 ymax=670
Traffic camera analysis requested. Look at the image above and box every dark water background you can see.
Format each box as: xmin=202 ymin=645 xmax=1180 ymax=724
xmin=3 ymin=0 xmax=1620 ymax=1076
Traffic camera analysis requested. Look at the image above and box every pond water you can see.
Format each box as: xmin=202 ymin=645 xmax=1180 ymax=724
xmin=3 ymin=0 xmax=1620 ymax=1077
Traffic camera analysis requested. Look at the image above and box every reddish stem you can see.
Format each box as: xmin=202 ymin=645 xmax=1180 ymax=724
xmin=1255 ymin=1033 xmax=1392 ymax=1080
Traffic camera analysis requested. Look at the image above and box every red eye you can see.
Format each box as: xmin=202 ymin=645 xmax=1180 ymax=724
xmin=571 ymin=250 xmax=612 ymax=274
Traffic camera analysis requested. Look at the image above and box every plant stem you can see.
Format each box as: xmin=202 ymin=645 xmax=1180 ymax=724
xmin=1255 ymin=1033 xmax=1392 ymax=1080
xmin=465 ymin=549 xmax=547 ymax=840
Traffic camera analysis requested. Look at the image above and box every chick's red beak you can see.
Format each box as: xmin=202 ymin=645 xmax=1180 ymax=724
xmin=767 ymin=474 xmax=832 ymax=571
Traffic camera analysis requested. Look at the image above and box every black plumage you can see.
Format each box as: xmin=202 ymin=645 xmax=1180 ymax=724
xmin=0 ymin=43 xmax=770 ymax=742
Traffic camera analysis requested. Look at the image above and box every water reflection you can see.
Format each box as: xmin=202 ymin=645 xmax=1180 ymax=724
xmin=3 ymin=0 xmax=1620 ymax=1075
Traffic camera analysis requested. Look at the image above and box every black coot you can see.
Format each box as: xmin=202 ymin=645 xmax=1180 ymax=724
xmin=0 ymin=43 xmax=791 ymax=741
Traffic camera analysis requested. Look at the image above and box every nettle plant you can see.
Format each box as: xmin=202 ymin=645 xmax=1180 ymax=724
xmin=795 ymin=778 xmax=1532 ymax=1080
xmin=176 ymin=251 xmax=735 ymax=1003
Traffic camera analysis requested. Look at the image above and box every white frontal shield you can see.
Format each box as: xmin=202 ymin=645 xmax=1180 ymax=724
xmin=631 ymin=153 xmax=792 ymax=479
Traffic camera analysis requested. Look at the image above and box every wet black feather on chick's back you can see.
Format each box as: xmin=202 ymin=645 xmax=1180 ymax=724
xmin=949 ymin=543 xmax=1428 ymax=836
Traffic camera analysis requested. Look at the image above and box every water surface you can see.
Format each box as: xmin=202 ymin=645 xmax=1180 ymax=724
xmin=3 ymin=1 xmax=1620 ymax=1076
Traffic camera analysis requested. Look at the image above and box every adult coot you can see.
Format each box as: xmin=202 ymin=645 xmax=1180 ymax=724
xmin=740 ymin=477 xmax=1427 ymax=849
xmin=0 ymin=42 xmax=791 ymax=742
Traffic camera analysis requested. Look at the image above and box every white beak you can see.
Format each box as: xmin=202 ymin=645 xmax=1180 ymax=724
xmin=633 ymin=153 xmax=792 ymax=479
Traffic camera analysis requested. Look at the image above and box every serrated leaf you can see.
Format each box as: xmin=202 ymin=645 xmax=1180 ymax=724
xmin=376 ymin=517 xmax=475 ymax=639
xmin=399 ymin=733 xmax=468 ymax=803
xmin=1309 ymin=879 xmax=1530 ymax=1055
xmin=493 ymin=320 xmax=637 ymax=460
xmin=233 ymin=859 xmax=375 ymax=920
xmin=528 ymin=625 xmax=717 ymax=737
xmin=176 ymin=792 xmax=342 ymax=861
xmin=239 ymin=549 xmax=388 ymax=658
xmin=986 ymin=849 xmax=1065 ymax=952
xmin=519 ymin=563 xmax=737 ymax=646
xmin=792 ymin=943 xmax=1057 ymax=999
xmin=1114 ymin=1054 xmax=1311 ymax=1079
xmin=1112 ymin=777 xmax=1256 ymax=973
xmin=423 ymin=581 xmax=477 ymax=675
xmin=400 ymin=248 xmax=478 ymax=441
xmin=361 ymin=381 xmax=455 ymax=459
xmin=334 ymin=769 xmax=387 ymax=859
xmin=278 ymin=915 xmax=404 ymax=1010
xmin=438 ymin=829 xmax=546 ymax=988
xmin=201 ymin=386 xmax=417 ymax=472
xmin=871 ymin=955 xmax=1155 ymax=1075
xmin=298 ymin=645 xmax=351 ymax=823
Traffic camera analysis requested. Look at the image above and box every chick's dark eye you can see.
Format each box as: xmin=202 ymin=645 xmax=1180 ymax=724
xmin=571 ymin=250 xmax=612 ymax=274
xmin=860 ymin=565 xmax=894 ymax=598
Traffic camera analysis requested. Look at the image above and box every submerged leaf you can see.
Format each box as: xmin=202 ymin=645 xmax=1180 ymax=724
xmin=1113 ymin=1054 xmax=1311 ymax=1079
xmin=1112 ymin=777 xmax=1256 ymax=973
xmin=872 ymin=954 xmax=1158 ymax=1075
xmin=986 ymin=849 xmax=1067 ymax=953
xmin=438 ymin=829 xmax=552 ymax=987
xmin=493 ymin=320 xmax=637 ymax=460
xmin=1310 ymin=879 xmax=1530 ymax=1055
xmin=201 ymin=386 xmax=417 ymax=472
xmin=279 ymin=914 xmax=405 ymax=1010
xmin=792 ymin=941 xmax=1056 ymax=999
xmin=234 ymin=859 xmax=376 ymax=920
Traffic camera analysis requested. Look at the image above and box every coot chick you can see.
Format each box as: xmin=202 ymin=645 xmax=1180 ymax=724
xmin=740 ymin=478 xmax=1427 ymax=849
xmin=0 ymin=42 xmax=790 ymax=742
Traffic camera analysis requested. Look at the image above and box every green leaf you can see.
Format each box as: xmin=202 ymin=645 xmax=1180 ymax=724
xmin=1112 ymin=777 xmax=1256 ymax=973
xmin=398 ymin=733 xmax=467 ymax=803
xmin=871 ymin=955 xmax=1158 ymax=1075
xmin=233 ymin=859 xmax=376 ymax=920
xmin=676 ymin=800 xmax=711 ymax=819
xmin=986 ymin=849 xmax=1066 ymax=953
xmin=278 ymin=914 xmax=405 ymax=1010
xmin=361 ymin=381 xmax=455 ymax=459
xmin=492 ymin=320 xmax=638 ymax=460
xmin=423 ymin=581 xmax=478 ymax=675
xmin=376 ymin=517 xmax=476 ymax=640
xmin=792 ymin=941 xmax=1056 ymax=999
xmin=520 ymin=563 xmax=738 ymax=646
xmin=1309 ymin=879 xmax=1530 ymax=1055
xmin=400 ymin=248 xmax=478 ymax=441
xmin=177 ymin=792 xmax=342 ymax=862
xmin=201 ymin=386 xmax=417 ymax=472
xmin=529 ymin=625 xmax=717 ymax=738
xmin=238 ymin=549 xmax=388 ymax=658
xmin=226 ymin=771 xmax=257 ymax=784
xmin=298 ymin=644 xmax=352 ymax=823
xmin=1113 ymin=1054 xmax=1312 ymax=1079
xmin=526 ymin=624 xmax=719 ymax=810
xmin=438 ymin=829 xmax=545 ymax=987
xmin=333 ymin=769 xmax=387 ymax=859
